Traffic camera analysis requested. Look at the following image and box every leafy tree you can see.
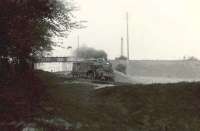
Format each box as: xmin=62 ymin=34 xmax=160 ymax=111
xmin=0 ymin=0 xmax=75 ymax=73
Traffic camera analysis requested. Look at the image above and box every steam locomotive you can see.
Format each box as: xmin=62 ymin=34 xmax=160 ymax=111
xmin=72 ymin=58 xmax=114 ymax=81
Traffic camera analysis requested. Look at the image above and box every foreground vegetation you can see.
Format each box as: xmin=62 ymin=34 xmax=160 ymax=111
xmin=1 ymin=71 xmax=200 ymax=130
xmin=39 ymin=71 xmax=200 ymax=131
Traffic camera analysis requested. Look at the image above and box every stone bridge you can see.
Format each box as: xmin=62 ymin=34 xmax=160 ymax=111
xmin=35 ymin=57 xmax=76 ymax=72
xmin=37 ymin=57 xmax=76 ymax=63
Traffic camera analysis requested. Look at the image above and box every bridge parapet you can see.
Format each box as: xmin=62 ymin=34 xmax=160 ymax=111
xmin=37 ymin=57 xmax=75 ymax=63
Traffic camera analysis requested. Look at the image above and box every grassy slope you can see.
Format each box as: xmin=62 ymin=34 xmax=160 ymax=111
xmin=37 ymin=71 xmax=200 ymax=131
xmin=112 ymin=60 xmax=200 ymax=79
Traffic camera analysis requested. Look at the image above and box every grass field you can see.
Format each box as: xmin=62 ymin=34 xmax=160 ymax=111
xmin=35 ymin=71 xmax=200 ymax=131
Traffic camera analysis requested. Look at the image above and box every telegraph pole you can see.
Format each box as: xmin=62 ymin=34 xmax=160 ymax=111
xmin=126 ymin=12 xmax=130 ymax=60
xmin=121 ymin=37 xmax=124 ymax=57
xmin=77 ymin=35 xmax=80 ymax=57
xmin=76 ymin=20 xmax=87 ymax=61
xmin=126 ymin=12 xmax=130 ymax=75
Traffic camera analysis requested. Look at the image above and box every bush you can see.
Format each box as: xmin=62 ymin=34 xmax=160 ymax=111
xmin=115 ymin=64 xmax=126 ymax=74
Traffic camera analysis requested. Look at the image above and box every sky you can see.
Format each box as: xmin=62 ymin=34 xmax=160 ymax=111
xmin=53 ymin=0 xmax=200 ymax=60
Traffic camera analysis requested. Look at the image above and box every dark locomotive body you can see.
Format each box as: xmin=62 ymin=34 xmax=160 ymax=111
xmin=72 ymin=58 xmax=114 ymax=81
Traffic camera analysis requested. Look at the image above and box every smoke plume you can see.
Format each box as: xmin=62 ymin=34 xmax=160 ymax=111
xmin=74 ymin=46 xmax=107 ymax=59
